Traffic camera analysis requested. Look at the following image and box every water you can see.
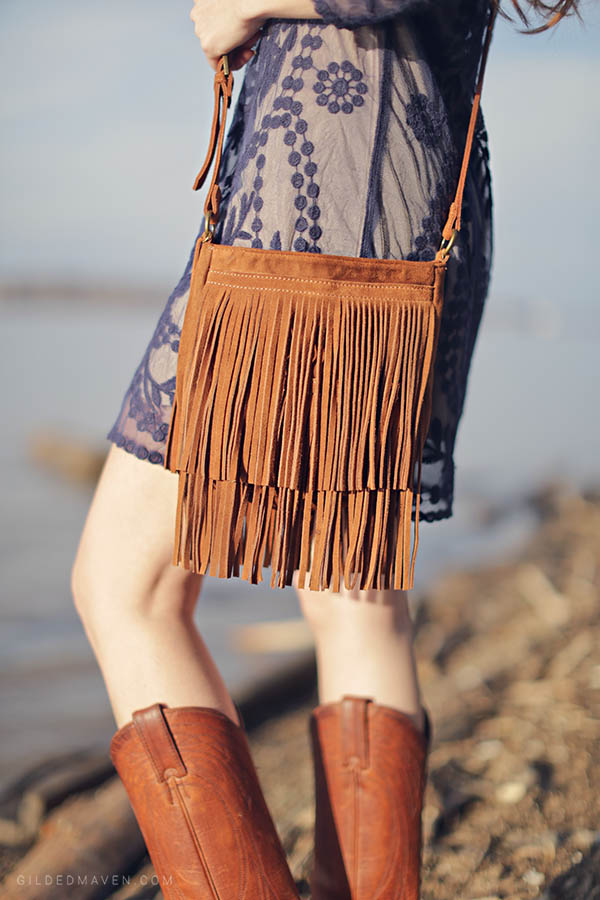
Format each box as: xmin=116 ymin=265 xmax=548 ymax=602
xmin=1 ymin=293 xmax=598 ymax=791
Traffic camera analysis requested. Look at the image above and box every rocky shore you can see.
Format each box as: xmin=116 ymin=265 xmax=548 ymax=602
xmin=1 ymin=480 xmax=598 ymax=899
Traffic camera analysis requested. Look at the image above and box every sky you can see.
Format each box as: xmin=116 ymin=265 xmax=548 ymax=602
xmin=1 ymin=0 xmax=598 ymax=305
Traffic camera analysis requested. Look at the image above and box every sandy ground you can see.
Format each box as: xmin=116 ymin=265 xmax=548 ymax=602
xmin=248 ymin=481 xmax=600 ymax=899
xmin=1 ymin=480 xmax=599 ymax=899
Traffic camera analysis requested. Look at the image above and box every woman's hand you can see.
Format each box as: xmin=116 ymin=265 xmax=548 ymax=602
xmin=190 ymin=0 xmax=267 ymax=71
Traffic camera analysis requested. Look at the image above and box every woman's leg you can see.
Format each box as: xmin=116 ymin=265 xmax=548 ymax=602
xmin=293 ymin=575 xmax=425 ymax=734
xmin=295 ymin=575 xmax=430 ymax=900
xmin=70 ymin=443 xmax=240 ymax=729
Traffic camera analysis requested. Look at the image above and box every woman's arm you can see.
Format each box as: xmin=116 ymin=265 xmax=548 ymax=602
xmin=244 ymin=0 xmax=324 ymax=18
xmin=191 ymin=0 xmax=424 ymax=72
xmin=191 ymin=0 xmax=320 ymax=71
xmin=246 ymin=0 xmax=426 ymax=27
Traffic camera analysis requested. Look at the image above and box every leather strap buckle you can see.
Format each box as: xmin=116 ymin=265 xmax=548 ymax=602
xmin=438 ymin=227 xmax=458 ymax=261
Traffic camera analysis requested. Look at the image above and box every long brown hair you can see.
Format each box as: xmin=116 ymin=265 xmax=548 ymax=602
xmin=495 ymin=0 xmax=584 ymax=33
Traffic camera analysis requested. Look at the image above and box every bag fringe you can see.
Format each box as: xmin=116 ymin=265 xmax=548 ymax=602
xmin=165 ymin=268 xmax=440 ymax=592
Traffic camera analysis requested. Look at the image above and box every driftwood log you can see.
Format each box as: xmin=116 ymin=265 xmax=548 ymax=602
xmin=27 ymin=429 xmax=107 ymax=486
xmin=0 ymin=778 xmax=145 ymax=899
xmin=232 ymin=618 xmax=314 ymax=654
xmin=0 ymin=752 xmax=115 ymax=848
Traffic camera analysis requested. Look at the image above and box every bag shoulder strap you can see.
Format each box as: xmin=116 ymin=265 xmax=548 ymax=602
xmin=193 ymin=60 xmax=234 ymax=238
xmin=439 ymin=0 xmax=498 ymax=257
xmin=194 ymin=0 xmax=498 ymax=251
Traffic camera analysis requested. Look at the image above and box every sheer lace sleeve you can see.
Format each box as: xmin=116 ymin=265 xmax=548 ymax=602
xmin=311 ymin=0 xmax=428 ymax=28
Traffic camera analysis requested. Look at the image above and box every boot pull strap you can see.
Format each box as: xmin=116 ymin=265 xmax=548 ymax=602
xmin=132 ymin=702 xmax=187 ymax=781
xmin=438 ymin=0 xmax=498 ymax=258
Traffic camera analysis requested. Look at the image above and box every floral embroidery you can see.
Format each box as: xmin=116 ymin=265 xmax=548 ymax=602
xmin=218 ymin=25 xmax=337 ymax=252
xmin=405 ymin=92 xmax=449 ymax=149
xmin=313 ymin=61 xmax=368 ymax=114
xmin=407 ymin=179 xmax=456 ymax=262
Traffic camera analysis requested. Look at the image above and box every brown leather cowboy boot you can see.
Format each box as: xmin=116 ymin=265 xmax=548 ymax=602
xmin=308 ymin=694 xmax=432 ymax=900
xmin=109 ymin=701 xmax=300 ymax=899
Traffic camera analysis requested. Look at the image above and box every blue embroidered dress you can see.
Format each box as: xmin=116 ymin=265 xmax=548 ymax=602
xmin=107 ymin=0 xmax=494 ymax=524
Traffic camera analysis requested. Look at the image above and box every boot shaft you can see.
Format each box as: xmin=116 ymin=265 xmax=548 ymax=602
xmin=309 ymin=694 xmax=432 ymax=900
xmin=110 ymin=702 xmax=300 ymax=900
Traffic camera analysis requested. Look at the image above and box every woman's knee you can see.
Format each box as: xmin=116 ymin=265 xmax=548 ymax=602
xmin=71 ymin=544 xmax=203 ymax=626
xmin=71 ymin=444 xmax=204 ymax=626
xmin=293 ymin=568 xmax=413 ymax=635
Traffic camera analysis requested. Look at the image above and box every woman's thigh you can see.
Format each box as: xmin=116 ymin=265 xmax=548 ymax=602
xmin=71 ymin=444 xmax=204 ymax=615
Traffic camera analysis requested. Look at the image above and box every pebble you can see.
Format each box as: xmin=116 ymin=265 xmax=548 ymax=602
xmin=515 ymin=562 xmax=571 ymax=626
xmin=568 ymin=827 xmax=600 ymax=850
xmin=496 ymin=780 xmax=527 ymax=803
xmin=547 ymin=631 xmax=593 ymax=678
xmin=473 ymin=738 xmax=504 ymax=761
xmin=469 ymin=896 xmax=501 ymax=900
xmin=505 ymin=830 xmax=557 ymax=862
xmin=522 ymin=867 xmax=545 ymax=886
xmin=454 ymin=663 xmax=484 ymax=690
xmin=495 ymin=766 xmax=537 ymax=804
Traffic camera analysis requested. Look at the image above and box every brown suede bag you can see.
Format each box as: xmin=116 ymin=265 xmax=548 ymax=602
xmin=164 ymin=5 xmax=497 ymax=593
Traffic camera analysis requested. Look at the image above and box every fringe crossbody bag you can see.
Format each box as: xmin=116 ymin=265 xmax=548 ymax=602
xmin=164 ymin=4 xmax=498 ymax=593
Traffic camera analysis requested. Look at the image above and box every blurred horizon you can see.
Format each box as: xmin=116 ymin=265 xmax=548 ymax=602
xmin=1 ymin=0 xmax=599 ymax=304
